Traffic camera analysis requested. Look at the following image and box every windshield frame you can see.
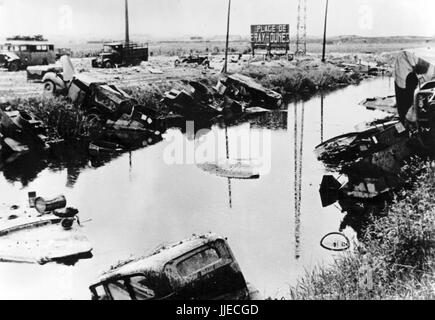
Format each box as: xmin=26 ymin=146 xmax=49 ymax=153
xmin=91 ymin=273 xmax=160 ymax=301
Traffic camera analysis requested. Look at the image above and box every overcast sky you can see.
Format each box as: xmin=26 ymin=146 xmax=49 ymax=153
xmin=0 ymin=0 xmax=434 ymax=40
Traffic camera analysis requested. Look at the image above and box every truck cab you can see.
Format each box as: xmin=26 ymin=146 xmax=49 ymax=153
xmin=89 ymin=234 xmax=262 ymax=300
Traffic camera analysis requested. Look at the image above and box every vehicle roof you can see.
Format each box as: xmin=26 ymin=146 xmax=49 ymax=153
xmin=394 ymin=47 xmax=435 ymax=88
xmin=3 ymin=40 xmax=54 ymax=46
xmin=97 ymin=234 xmax=225 ymax=283
xmin=104 ymin=42 xmax=124 ymax=46
xmin=406 ymin=47 xmax=435 ymax=66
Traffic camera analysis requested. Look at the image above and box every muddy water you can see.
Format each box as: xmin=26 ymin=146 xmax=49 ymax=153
xmin=0 ymin=77 xmax=394 ymax=299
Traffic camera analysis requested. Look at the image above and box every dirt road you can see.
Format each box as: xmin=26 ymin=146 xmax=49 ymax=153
xmin=0 ymin=56 xmax=235 ymax=101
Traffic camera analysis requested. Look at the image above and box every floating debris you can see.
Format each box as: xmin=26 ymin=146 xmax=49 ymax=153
xmin=35 ymin=195 xmax=67 ymax=214
xmin=0 ymin=210 xmax=92 ymax=265
xmin=198 ymin=159 xmax=261 ymax=180
xmin=89 ymin=141 xmax=124 ymax=155
xmin=320 ymin=232 xmax=351 ymax=252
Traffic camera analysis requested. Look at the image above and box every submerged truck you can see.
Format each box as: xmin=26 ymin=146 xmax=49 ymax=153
xmin=91 ymin=42 xmax=149 ymax=68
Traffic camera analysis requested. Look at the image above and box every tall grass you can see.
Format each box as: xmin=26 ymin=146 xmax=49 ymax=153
xmin=241 ymin=63 xmax=361 ymax=96
xmin=290 ymin=160 xmax=435 ymax=300
xmin=1 ymin=97 xmax=102 ymax=140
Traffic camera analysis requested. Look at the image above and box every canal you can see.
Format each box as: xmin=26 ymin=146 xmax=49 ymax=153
xmin=0 ymin=77 xmax=394 ymax=299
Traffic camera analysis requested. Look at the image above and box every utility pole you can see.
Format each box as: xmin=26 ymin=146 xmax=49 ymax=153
xmin=296 ymin=0 xmax=307 ymax=56
xmin=125 ymin=0 xmax=130 ymax=44
xmin=322 ymin=0 xmax=329 ymax=62
xmin=223 ymin=0 xmax=231 ymax=74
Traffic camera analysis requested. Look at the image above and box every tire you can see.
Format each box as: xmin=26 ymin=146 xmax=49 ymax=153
xmin=174 ymin=60 xmax=180 ymax=67
xmin=104 ymin=61 xmax=114 ymax=68
xmin=43 ymin=80 xmax=56 ymax=95
xmin=8 ymin=61 xmax=20 ymax=72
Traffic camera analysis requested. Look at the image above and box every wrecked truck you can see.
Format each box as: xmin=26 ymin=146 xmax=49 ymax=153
xmin=162 ymin=81 xmax=243 ymax=119
xmin=89 ymin=234 xmax=262 ymax=300
xmin=361 ymin=48 xmax=435 ymax=149
xmin=42 ymin=56 xmax=160 ymax=132
xmin=0 ymin=109 xmax=51 ymax=156
xmin=216 ymin=73 xmax=283 ymax=109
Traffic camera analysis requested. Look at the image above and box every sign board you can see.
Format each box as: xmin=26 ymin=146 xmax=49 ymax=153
xmin=251 ymin=24 xmax=290 ymax=53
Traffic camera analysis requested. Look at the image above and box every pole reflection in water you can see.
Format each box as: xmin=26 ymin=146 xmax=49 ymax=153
xmin=225 ymin=126 xmax=233 ymax=209
xmin=321 ymin=92 xmax=324 ymax=144
xmin=293 ymin=103 xmax=305 ymax=260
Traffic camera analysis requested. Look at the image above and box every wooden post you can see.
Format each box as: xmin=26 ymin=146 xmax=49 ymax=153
xmin=224 ymin=0 xmax=231 ymax=74
xmin=125 ymin=0 xmax=130 ymax=45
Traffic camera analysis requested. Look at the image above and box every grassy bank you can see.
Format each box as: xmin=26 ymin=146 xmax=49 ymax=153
xmin=240 ymin=63 xmax=362 ymax=96
xmin=1 ymin=97 xmax=100 ymax=140
xmin=289 ymin=159 xmax=435 ymax=300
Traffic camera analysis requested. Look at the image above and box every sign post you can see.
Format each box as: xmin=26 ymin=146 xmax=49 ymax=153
xmin=251 ymin=24 xmax=290 ymax=57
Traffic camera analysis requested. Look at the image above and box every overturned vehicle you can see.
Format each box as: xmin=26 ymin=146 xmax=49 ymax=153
xmin=362 ymin=48 xmax=435 ymax=149
xmin=162 ymin=81 xmax=243 ymax=119
xmin=161 ymin=74 xmax=283 ymax=120
xmin=89 ymin=234 xmax=262 ymax=300
xmin=0 ymin=108 xmax=52 ymax=157
xmin=41 ymin=56 xmax=161 ymax=133
xmin=216 ymin=73 xmax=283 ymax=109
xmin=317 ymin=48 xmax=435 ymax=205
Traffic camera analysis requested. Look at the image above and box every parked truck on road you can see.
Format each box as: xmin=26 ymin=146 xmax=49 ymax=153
xmin=91 ymin=42 xmax=149 ymax=68
xmin=0 ymin=36 xmax=56 ymax=71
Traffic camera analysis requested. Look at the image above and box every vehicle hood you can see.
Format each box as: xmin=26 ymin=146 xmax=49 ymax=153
xmin=1 ymin=51 xmax=20 ymax=61
xmin=99 ymin=52 xmax=114 ymax=57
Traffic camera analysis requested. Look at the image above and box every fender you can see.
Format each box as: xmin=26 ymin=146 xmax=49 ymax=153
xmin=42 ymin=72 xmax=66 ymax=91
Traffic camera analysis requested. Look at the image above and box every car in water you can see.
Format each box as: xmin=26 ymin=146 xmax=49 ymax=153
xmin=89 ymin=234 xmax=262 ymax=300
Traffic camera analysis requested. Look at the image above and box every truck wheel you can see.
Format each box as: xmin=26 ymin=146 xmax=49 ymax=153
xmin=104 ymin=61 xmax=113 ymax=68
xmin=43 ymin=80 xmax=56 ymax=95
xmin=8 ymin=61 xmax=20 ymax=72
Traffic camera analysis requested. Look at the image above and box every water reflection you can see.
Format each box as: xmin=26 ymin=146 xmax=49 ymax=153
xmin=0 ymin=131 xmax=163 ymax=188
xmin=0 ymin=78 xmax=396 ymax=299
xmin=293 ymin=103 xmax=305 ymax=260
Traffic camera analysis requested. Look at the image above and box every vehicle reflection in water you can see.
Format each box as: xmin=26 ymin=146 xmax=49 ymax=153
xmin=0 ymin=130 xmax=164 ymax=188
xmin=0 ymin=78 xmax=395 ymax=299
